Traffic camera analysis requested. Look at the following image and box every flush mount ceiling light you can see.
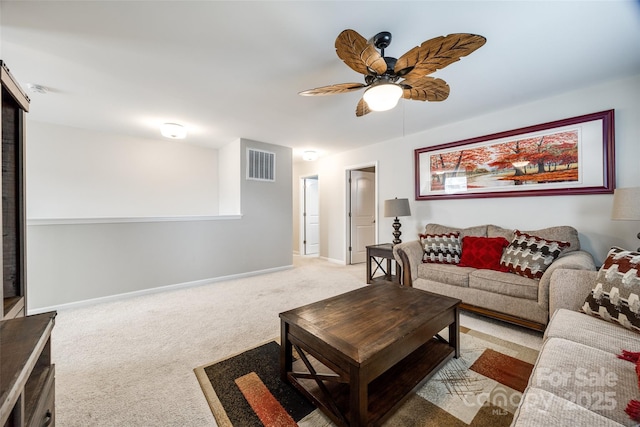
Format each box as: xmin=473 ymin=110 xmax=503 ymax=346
xmin=26 ymin=83 xmax=48 ymax=94
xmin=302 ymin=151 xmax=318 ymax=161
xmin=160 ymin=123 xmax=187 ymax=139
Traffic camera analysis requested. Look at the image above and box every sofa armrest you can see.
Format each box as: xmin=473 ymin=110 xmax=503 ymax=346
xmin=392 ymin=241 xmax=423 ymax=286
xmin=537 ymin=250 xmax=596 ymax=314
xmin=549 ymin=268 xmax=599 ymax=316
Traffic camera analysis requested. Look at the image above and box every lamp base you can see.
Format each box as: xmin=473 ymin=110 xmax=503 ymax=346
xmin=392 ymin=217 xmax=402 ymax=245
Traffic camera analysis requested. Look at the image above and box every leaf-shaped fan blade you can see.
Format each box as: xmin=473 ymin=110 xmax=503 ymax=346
xmin=299 ymin=82 xmax=366 ymax=96
xmin=335 ymin=29 xmax=388 ymax=76
xmin=402 ymin=77 xmax=450 ymax=102
xmin=395 ymin=34 xmax=486 ymax=80
xmin=356 ymin=98 xmax=371 ymax=117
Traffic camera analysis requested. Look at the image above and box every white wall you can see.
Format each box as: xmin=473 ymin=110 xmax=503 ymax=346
xmin=0 ymin=5 xmax=3 ymax=59
xmin=26 ymin=126 xmax=293 ymax=311
xmin=293 ymin=74 xmax=640 ymax=265
xmin=27 ymin=122 xmax=219 ymax=218
xmin=218 ymin=138 xmax=241 ymax=215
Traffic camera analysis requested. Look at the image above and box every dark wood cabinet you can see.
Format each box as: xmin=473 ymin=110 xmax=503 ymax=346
xmin=0 ymin=62 xmax=54 ymax=427
xmin=1 ymin=60 xmax=29 ymax=320
xmin=0 ymin=312 xmax=56 ymax=426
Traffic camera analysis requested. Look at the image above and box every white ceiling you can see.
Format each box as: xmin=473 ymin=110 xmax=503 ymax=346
xmin=2 ymin=1 xmax=639 ymax=161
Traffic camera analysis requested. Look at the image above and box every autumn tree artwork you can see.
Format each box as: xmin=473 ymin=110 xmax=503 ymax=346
xmin=429 ymin=129 xmax=580 ymax=192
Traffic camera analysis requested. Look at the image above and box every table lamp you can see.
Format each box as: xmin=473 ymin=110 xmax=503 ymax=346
xmin=384 ymin=198 xmax=411 ymax=245
xmin=611 ymin=187 xmax=640 ymax=251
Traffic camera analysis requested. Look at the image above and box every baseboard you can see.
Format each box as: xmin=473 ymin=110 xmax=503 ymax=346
xmin=321 ymin=256 xmax=346 ymax=265
xmin=28 ymin=264 xmax=294 ymax=315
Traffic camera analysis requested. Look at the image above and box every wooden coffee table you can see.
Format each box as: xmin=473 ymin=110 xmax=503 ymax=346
xmin=279 ymin=284 xmax=461 ymax=426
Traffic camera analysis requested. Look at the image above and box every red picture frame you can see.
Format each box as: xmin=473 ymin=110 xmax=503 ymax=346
xmin=415 ymin=110 xmax=615 ymax=200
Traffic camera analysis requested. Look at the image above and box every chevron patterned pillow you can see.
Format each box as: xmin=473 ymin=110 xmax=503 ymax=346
xmin=582 ymin=247 xmax=640 ymax=332
xmin=420 ymin=232 xmax=461 ymax=264
xmin=499 ymin=230 xmax=570 ymax=279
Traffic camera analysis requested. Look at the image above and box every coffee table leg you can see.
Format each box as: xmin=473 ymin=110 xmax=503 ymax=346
xmin=280 ymin=320 xmax=292 ymax=382
xmin=350 ymin=366 xmax=368 ymax=426
xmin=449 ymin=306 xmax=460 ymax=358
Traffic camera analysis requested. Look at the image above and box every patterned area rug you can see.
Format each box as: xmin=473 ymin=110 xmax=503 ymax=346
xmin=194 ymin=327 xmax=538 ymax=426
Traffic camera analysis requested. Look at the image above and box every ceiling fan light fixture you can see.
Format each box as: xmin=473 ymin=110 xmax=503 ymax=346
xmin=362 ymin=83 xmax=403 ymax=112
xmin=300 ymin=30 xmax=486 ymax=117
xmin=160 ymin=122 xmax=187 ymax=139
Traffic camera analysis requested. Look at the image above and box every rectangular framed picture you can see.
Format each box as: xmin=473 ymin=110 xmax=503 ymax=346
xmin=414 ymin=110 xmax=615 ymax=200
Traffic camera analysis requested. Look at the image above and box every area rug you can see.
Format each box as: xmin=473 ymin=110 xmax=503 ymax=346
xmin=194 ymin=327 xmax=539 ymax=426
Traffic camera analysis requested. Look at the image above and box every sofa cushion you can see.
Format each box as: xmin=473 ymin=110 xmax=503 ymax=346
xmin=546 ymin=309 xmax=640 ymax=355
xmin=500 ymin=230 xmax=570 ymax=279
xmin=488 ymin=224 xmax=580 ymax=253
xmin=424 ymin=223 xmax=487 ymax=239
xmin=582 ymin=247 xmax=640 ymax=333
xmin=420 ymin=232 xmax=461 ymax=264
xmin=487 ymin=224 xmax=515 ymax=242
xmin=458 ymin=236 xmax=510 ymax=271
xmin=469 ymin=269 xmax=539 ymax=300
xmin=417 ymin=263 xmax=473 ymax=287
xmin=529 ymin=337 xmax=638 ymax=426
xmin=513 ymin=387 xmax=627 ymax=426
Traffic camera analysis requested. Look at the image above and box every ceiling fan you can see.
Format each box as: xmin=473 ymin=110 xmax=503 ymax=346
xmin=300 ymin=29 xmax=486 ymax=116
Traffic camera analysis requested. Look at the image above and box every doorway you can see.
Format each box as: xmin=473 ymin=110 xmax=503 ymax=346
xmin=347 ymin=165 xmax=377 ymax=264
xmin=301 ymin=176 xmax=319 ymax=255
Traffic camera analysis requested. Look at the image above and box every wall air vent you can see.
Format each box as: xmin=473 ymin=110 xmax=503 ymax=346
xmin=247 ymin=148 xmax=276 ymax=182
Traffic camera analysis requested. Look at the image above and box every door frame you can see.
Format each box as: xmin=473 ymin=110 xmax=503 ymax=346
xmin=345 ymin=162 xmax=378 ymax=265
xmin=299 ymin=174 xmax=319 ymax=256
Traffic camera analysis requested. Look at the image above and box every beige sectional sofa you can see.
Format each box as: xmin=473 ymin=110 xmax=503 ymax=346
xmin=512 ymin=268 xmax=640 ymax=426
xmin=393 ymin=223 xmax=596 ymax=330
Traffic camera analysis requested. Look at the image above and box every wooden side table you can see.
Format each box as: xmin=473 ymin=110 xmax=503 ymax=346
xmin=366 ymin=243 xmax=402 ymax=285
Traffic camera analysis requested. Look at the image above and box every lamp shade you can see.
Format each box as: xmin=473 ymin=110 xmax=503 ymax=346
xmin=611 ymin=187 xmax=640 ymax=220
xmin=363 ymin=83 xmax=403 ymax=112
xmin=384 ymin=198 xmax=411 ymax=218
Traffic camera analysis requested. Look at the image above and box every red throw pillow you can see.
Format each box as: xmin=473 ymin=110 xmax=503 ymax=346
xmin=459 ymin=236 xmax=510 ymax=272
xmin=617 ymin=351 xmax=640 ymax=422
xmin=625 ymin=358 xmax=640 ymax=421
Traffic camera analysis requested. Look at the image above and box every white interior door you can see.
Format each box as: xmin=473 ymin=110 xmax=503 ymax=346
xmin=350 ymin=170 xmax=375 ymax=264
xmin=304 ymin=178 xmax=319 ymax=255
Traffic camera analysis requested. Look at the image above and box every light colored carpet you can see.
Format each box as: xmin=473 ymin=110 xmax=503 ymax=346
xmin=51 ymin=256 xmax=543 ymax=426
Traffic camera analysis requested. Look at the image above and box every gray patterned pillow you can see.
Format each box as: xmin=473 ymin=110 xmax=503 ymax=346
xmin=420 ymin=232 xmax=461 ymax=264
xmin=582 ymin=247 xmax=640 ymax=332
xmin=499 ymin=230 xmax=570 ymax=279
